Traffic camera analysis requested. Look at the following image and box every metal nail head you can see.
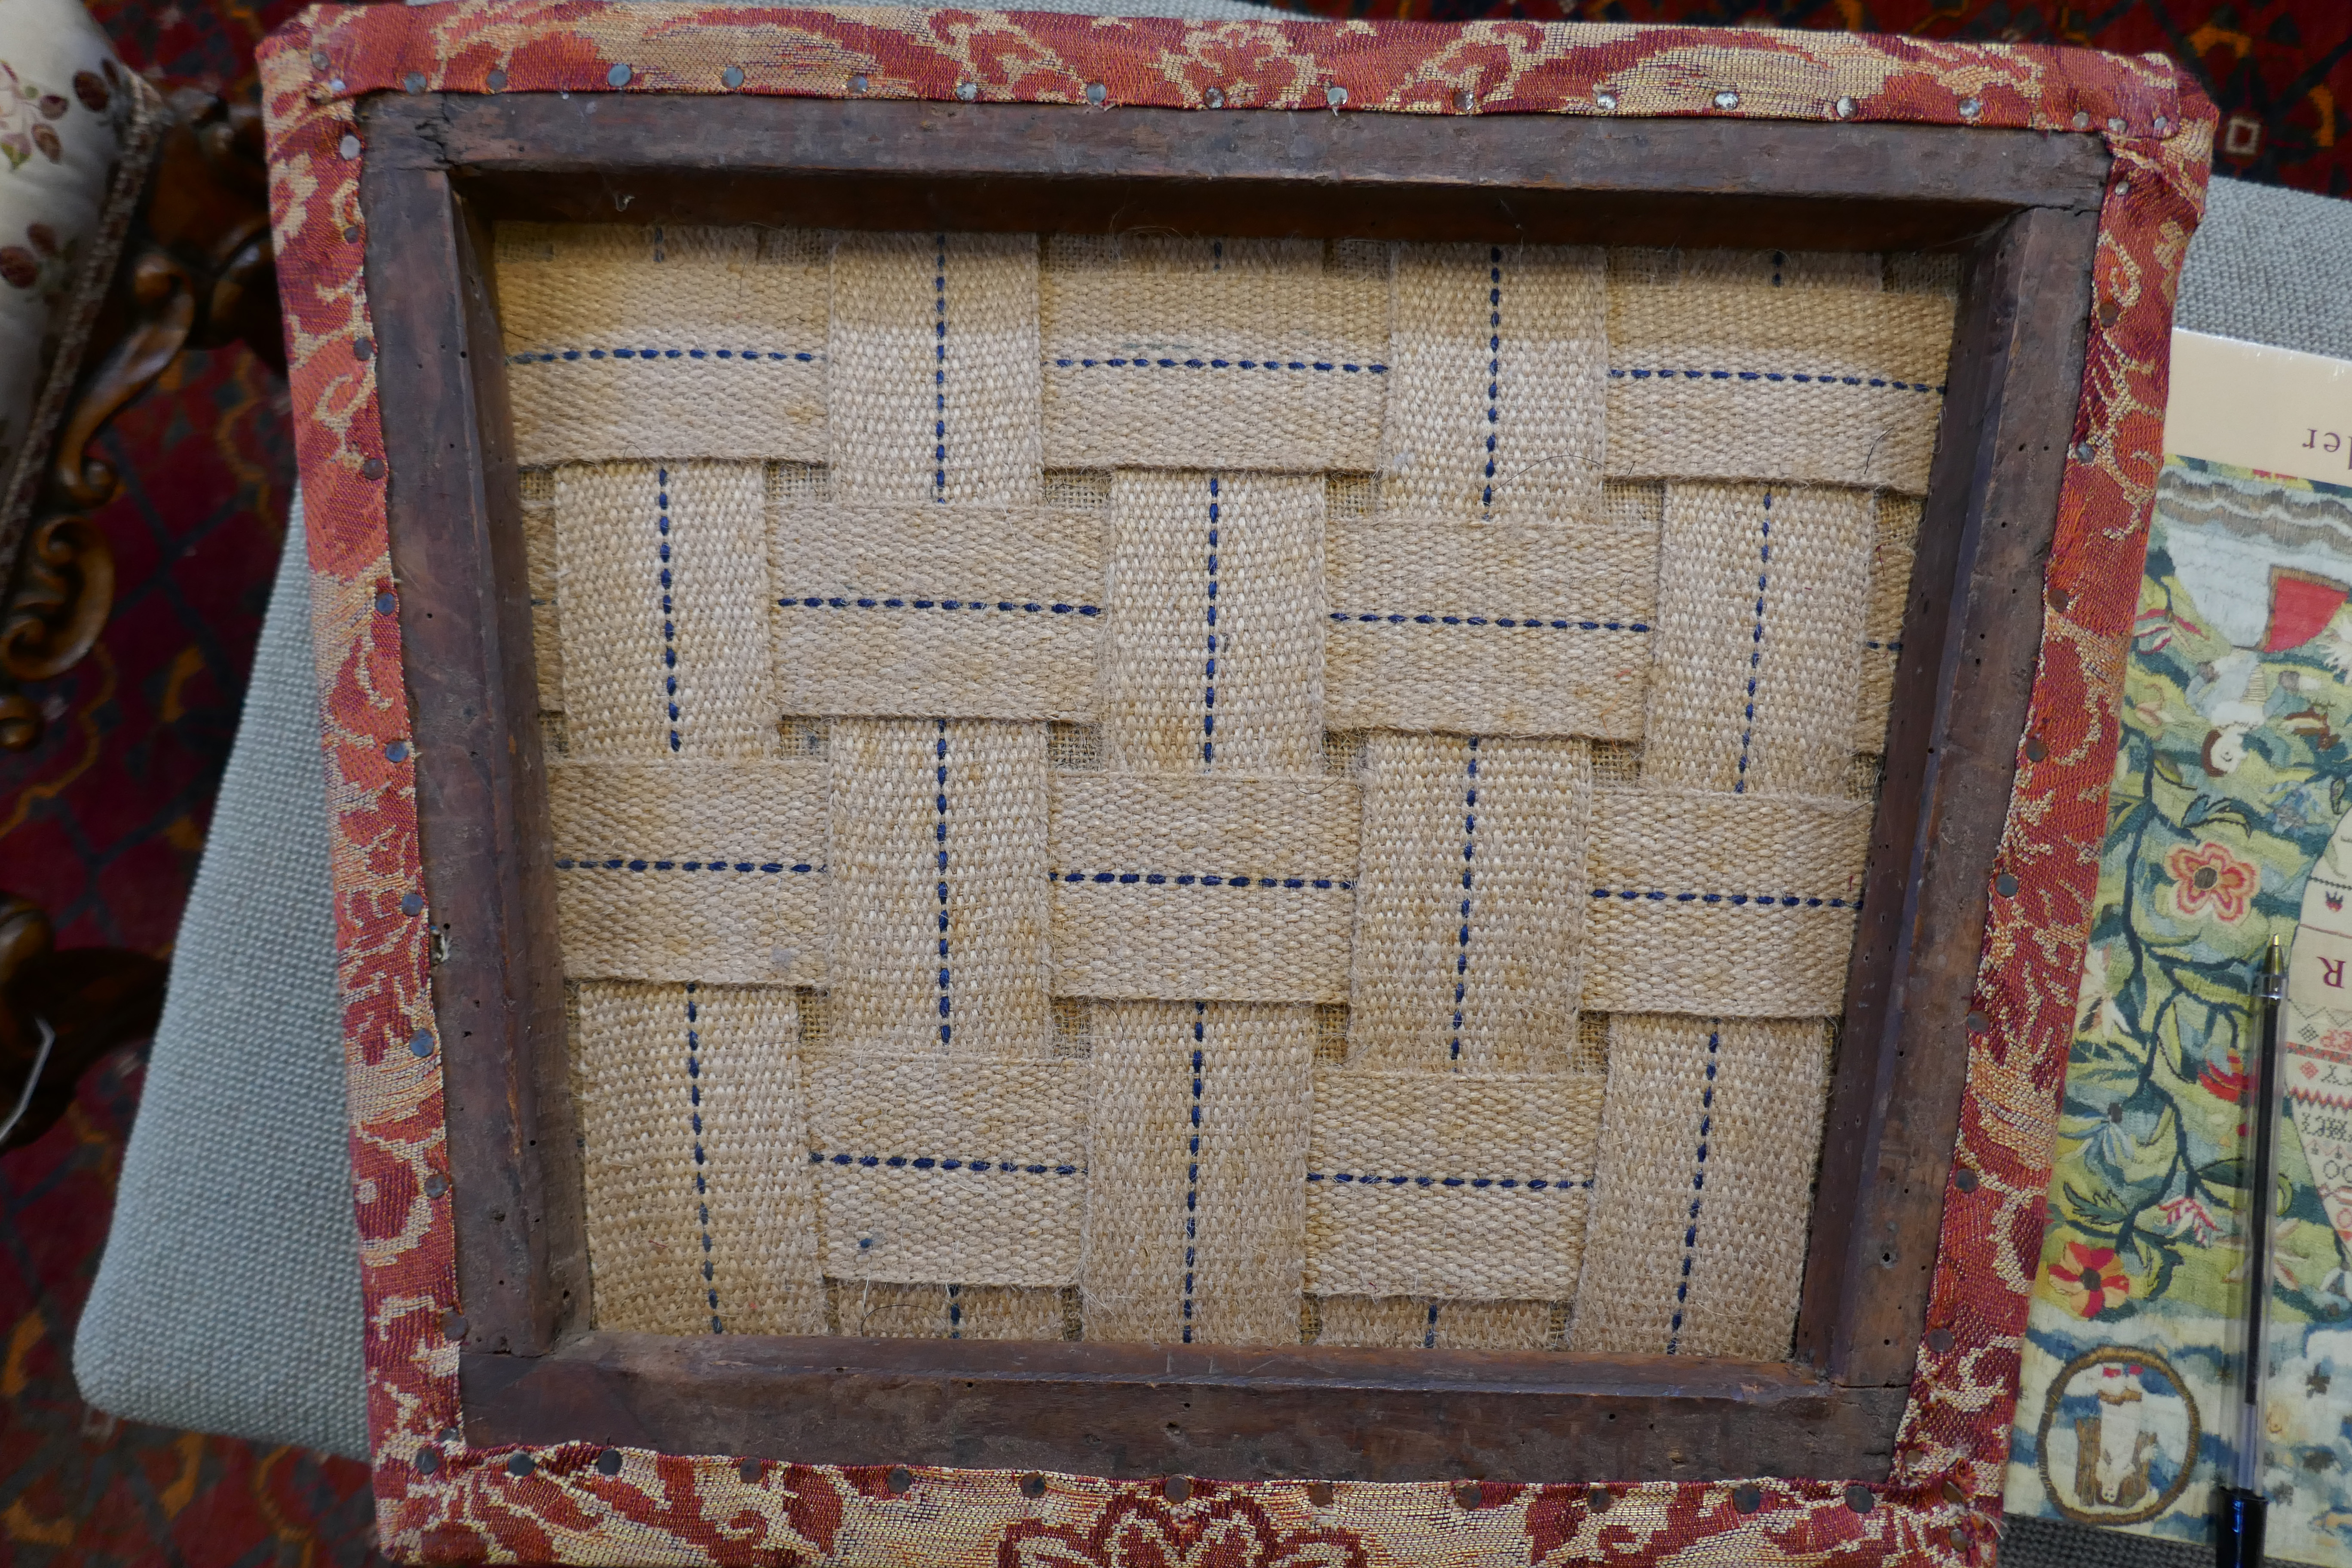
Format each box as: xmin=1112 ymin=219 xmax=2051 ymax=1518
xmin=361 ymin=457 xmax=385 ymax=480
xmin=608 ymin=63 xmax=632 ymax=87
xmin=1834 ymin=96 xmax=1855 ymax=119
xmin=1085 ymin=83 xmax=1106 ymax=105
xmin=1733 ymin=1485 xmax=1763 ymax=1514
xmin=485 ymin=68 xmax=507 ymax=91
xmin=739 ymin=1458 xmax=761 ymax=1482
xmin=312 ymin=50 xmax=331 ymax=70
xmin=1324 ymin=85 xmax=1346 ymax=108
xmin=401 ymin=892 xmax=425 ymax=916
xmin=1455 ymin=88 xmax=1474 ymax=112
xmin=1957 ymin=96 xmax=1981 ymax=119
xmin=850 ymin=74 xmax=868 ymax=94
xmin=597 ymin=1448 xmax=624 ymax=1475
xmin=723 ymin=67 xmax=744 ymax=89
xmin=410 ymin=1030 xmax=435 ymax=1058
xmin=1594 ymin=91 xmax=1617 ymax=110
xmin=1845 ymin=1485 xmax=1874 ymax=1514
xmin=338 ymin=133 xmax=360 ymax=159
xmin=2075 ymin=442 xmax=2097 ymax=463
xmin=508 ymin=1452 xmax=535 ymax=1477
xmin=385 ymin=738 xmax=406 ymax=761
xmin=1712 ymin=89 xmax=1740 ymax=110
xmin=1203 ymin=86 xmax=1223 ymax=109
xmin=403 ymin=72 xmax=426 ymax=94
xmin=2071 ymin=110 xmax=2090 ymax=130
xmin=415 ymin=1446 xmax=441 ymax=1473
xmin=956 ymin=80 xmax=978 ymax=101
xmin=888 ymin=1466 xmax=914 ymax=1493
xmin=374 ymin=591 xmax=395 ymax=614
xmin=423 ymin=1173 xmax=448 ymax=1197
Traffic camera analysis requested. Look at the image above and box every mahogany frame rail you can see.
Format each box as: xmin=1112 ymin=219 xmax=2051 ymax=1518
xmin=355 ymin=89 xmax=2106 ymax=1485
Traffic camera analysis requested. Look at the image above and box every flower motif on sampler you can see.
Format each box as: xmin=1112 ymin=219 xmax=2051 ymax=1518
xmin=2047 ymin=1241 xmax=2135 ymax=1320
xmin=1001 ymin=1491 xmax=1369 ymax=1568
xmin=2164 ymin=840 xmax=2258 ymax=923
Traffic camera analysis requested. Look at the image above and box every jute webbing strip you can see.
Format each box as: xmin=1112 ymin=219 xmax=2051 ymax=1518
xmin=1314 ymin=1295 xmax=1557 ymax=1351
xmin=1638 ymin=482 xmax=1876 ymax=799
xmin=521 ymin=468 xmax=562 ymax=713
xmin=769 ymin=504 xmax=1104 ymax=722
xmin=1040 ymin=236 xmax=1385 ymax=474
xmin=1099 ymin=470 xmax=1326 ymax=776
xmin=496 ymin=223 xmax=828 ymax=466
xmin=1580 ymin=788 xmax=1870 ymax=1017
xmin=830 ymin=232 xmax=1041 ymax=507
xmin=1047 ymin=774 xmax=1359 ymax=1004
xmin=1853 ymin=492 xmax=1921 ymax=755
xmin=573 ymin=980 xmax=825 ymax=1335
xmin=827 ymin=717 xmax=1054 ymax=1057
xmin=1569 ymin=1014 xmax=1830 ymax=1360
xmin=828 ymin=1281 xmax=1071 ymax=1341
xmin=554 ymin=460 xmax=776 ymax=760
xmin=1345 ymin=735 xmax=1593 ymax=1074
xmin=808 ymin=1050 xmax=1088 ymax=1286
xmin=1380 ymin=243 xmax=1605 ymax=525
xmin=547 ymin=760 xmax=829 ymax=987
xmin=1323 ymin=513 xmax=1654 ymax=738
xmin=1304 ymin=1067 xmax=1603 ymax=1299
xmin=1605 ymin=248 xmax=1957 ymax=493
xmin=1082 ymin=1001 xmax=1311 ymax=1345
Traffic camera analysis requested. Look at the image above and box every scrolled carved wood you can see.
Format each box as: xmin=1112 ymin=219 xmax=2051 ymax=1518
xmin=0 ymin=512 xmax=111 ymax=681
xmin=1 ymin=84 xmax=278 ymax=750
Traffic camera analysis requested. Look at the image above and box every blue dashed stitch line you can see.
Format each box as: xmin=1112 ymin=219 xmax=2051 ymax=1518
xmin=657 ymin=468 xmax=679 ymax=753
xmin=1425 ymin=1302 xmax=1440 ymax=1350
xmin=1863 ymin=638 xmax=1902 ymax=651
xmin=1608 ymin=368 xmax=1945 ymax=393
xmin=1667 ymin=1025 xmax=1721 ymax=1356
xmin=506 ymin=348 xmax=824 ymax=364
xmin=1483 ymin=246 xmax=1501 ymax=515
xmin=934 ymin=236 xmax=948 ymax=502
xmin=935 ymin=720 xmax=952 ymax=1049
xmin=555 ymin=858 xmax=821 ymax=873
xmin=1735 ymin=492 xmax=1771 ymax=793
xmin=1051 ymin=357 xmax=1388 ymax=374
xmin=684 ymin=983 xmax=722 ymax=1334
xmin=1050 ymin=871 xmax=1352 ymax=890
xmin=1308 ymin=1172 xmax=1593 ymax=1190
xmin=1331 ymin=612 xmax=1651 ymax=632
xmin=1588 ymin=888 xmax=1858 ymax=910
xmin=1451 ymin=739 xmax=1479 ymax=1064
xmin=1203 ymin=478 xmax=1219 ymax=768
xmin=780 ymin=597 xmax=1102 ymax=616
xmin=1185 ymin=1005 xmax=1205 ymax=1344
xmin=808 ymin=1152 xmax=1084 ymax=1175
xmin=946 ymin=1282 xmax=962 ymax=1338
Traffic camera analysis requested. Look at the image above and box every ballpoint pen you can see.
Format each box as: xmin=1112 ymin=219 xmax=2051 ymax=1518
xmin=2218 ymin=934 xmax=2286 ymax=1568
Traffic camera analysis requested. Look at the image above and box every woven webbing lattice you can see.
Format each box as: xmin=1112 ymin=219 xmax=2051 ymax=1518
xmin=505 ymin=224 xmax=1954 ymax=1357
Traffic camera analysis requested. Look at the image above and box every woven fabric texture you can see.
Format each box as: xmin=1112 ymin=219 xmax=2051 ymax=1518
xmin=512 ymin=223 xmax=1954 ymax=1356
xmin=70 ymin=497 xmax=370 ymax=1460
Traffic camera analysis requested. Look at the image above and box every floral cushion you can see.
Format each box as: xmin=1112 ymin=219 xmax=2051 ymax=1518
xmin=0 ymin=0 xmax=138 ymax=539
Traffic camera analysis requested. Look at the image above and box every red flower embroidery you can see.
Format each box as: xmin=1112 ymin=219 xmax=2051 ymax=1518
xmin=2166 ymin=841 xmax=2258 ymax=922
xmin=2199 ymin=1050 xmax=2248 ymax=1103
xmin=2049 ymin=1241 xmax=2133 ymax=1318
xmin=1003 ymin=1491 xmax=1366 ymax=1568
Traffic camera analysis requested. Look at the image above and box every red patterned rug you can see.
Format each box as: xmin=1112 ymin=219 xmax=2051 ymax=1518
xmin=0 ymin=0 xmax=2343 ymax=1563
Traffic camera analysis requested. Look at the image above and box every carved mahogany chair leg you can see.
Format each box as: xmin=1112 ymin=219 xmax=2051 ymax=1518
xmin=0 ymin=891 xmax=164 ymax=1152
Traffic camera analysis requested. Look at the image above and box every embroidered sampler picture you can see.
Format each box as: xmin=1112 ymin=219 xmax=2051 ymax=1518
xmin=503 ymin=226 xmax=1954 ymax=1353
xmin=2006 ymin=458 xmax=2352 ymax=1563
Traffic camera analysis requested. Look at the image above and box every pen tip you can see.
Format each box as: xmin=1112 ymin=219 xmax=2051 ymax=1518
xmin=2269 ymin=934 xmax=2287 ymax=975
